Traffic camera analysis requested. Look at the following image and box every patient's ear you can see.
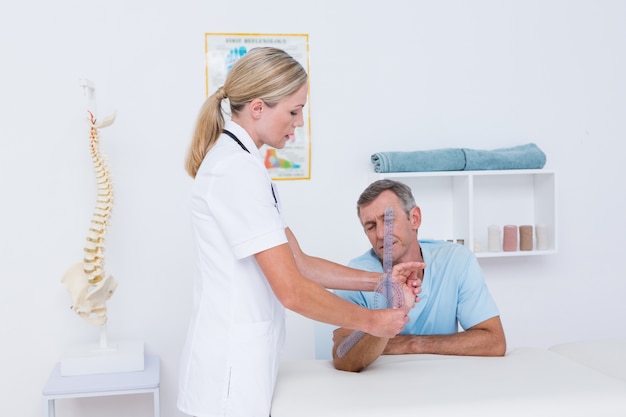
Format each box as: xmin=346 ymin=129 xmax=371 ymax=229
xmin=410 ymin=206 xmax=422 ymax=229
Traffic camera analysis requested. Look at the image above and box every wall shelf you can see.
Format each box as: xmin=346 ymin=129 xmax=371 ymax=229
xmin=369 ymin=169 xmax=557 ymax=258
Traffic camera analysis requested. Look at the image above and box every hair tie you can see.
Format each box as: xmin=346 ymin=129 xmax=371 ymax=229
xmin=216 ymin=86 xmax=227 ymax=100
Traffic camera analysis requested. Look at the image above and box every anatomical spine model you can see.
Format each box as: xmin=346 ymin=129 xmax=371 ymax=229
xmin=61 ymin=111 xmax=118 ymax=326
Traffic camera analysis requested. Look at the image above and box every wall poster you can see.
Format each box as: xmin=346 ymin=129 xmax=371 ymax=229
xmin=205 ymin=33 xmax=311 ymax=180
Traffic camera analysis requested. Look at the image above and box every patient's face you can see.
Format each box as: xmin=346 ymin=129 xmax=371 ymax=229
xmin=359 ymin=190 xmax=420 ymax=264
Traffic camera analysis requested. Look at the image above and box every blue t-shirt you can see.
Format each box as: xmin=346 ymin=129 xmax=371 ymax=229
xmin=335 ymin=240 xmax=499 ymax=335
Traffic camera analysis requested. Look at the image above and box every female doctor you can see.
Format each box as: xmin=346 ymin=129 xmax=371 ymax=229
xmin=177 ymin=47 xmax=422 ymax=417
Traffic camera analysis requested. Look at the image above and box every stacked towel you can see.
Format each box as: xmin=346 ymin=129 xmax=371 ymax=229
xmin=371 ymin=143 xmax=546 ymax=173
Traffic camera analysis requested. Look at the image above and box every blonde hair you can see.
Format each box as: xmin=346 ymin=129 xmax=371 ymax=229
xmin=184 ymin=47 xmax=308 ymax=178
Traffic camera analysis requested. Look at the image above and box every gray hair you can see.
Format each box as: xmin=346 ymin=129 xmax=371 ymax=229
xmin=357 ymin=179 xmax=416 ymax=218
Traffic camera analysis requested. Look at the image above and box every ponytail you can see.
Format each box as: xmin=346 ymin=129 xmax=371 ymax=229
xmin=184 ymin=87 xmax=227 ymax=178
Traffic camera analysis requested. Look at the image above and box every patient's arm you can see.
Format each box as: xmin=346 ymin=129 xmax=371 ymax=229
xmin=383 ymin=316 xmax=506 ymax=357
xmin=332 ymin=327 xmax=389 ymax=372
xmin=332 ymin=275 xmax=420 ymax=372
xmin=333 ymin=316 xmax=506 ymax=372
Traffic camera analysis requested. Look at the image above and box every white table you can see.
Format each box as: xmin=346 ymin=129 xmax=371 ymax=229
xmin=42 ymin=354 xmax=160 ymax=417
xmin=271 ymin=348 xmax=626 ymax=417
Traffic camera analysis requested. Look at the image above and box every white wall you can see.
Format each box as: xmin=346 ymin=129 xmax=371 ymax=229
xmin=1 ymin=1 xmax=625 ymax=416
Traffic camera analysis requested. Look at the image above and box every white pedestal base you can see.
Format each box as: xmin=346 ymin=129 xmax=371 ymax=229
xmin=60 ymin=340 xmax=144 ymax=376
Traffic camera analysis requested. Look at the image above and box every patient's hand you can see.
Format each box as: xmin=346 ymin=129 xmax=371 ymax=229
xmin=391 ymin=261 xmax=424 ymax=306
xmin=402 ymin=277 xmax=421 ymax=308
xmin=391 ymin=261 xmax=425 ymax=295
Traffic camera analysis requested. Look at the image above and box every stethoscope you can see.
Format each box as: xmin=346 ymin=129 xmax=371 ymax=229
xmin=223 ymin=129 xmax=278 ymax=207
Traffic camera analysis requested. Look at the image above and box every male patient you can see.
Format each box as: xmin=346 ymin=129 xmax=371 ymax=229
xmin=333 ymin=179 xmax=506 ymax=372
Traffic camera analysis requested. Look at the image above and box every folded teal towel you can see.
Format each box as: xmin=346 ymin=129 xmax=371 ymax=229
xmin=463 ymin=143 xmax=547 ymax=171
xmin=371 ymin=143 xmax=546 ymax=173
xmin=371 ymin=148 xmax=466 ymax=173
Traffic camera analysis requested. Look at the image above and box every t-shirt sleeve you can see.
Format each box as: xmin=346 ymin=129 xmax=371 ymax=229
xmin=208 ymin=153 xmax=286 ymax=259
xmin=456 ymin=253 xmax=500 ymax=330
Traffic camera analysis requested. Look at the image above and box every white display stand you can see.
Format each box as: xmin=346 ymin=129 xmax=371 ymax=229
xmin=370 ymin=169 xmax=557 ymax=258
xmin=43 ymin=354 xmax=159 ymax=417
xmin=60 ymin=326 xmax=144 ymax=376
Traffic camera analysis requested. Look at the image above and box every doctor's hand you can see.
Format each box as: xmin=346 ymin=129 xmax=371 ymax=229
xmin=391 ymin=261 xmax=425 ymax=302
xmin=366 ymin=305 xmax=411 ymax=339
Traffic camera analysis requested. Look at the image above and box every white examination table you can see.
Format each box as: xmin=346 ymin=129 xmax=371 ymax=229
xmin=271 ymin=346 xmax=626 ymax=417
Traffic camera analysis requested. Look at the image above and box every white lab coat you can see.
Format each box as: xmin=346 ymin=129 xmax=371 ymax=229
xmin=178 ymin=121 xmax=287 ymax=417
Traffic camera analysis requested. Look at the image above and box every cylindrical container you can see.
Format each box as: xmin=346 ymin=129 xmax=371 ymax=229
xmin=487 ymin=225 xmax=500 ymax=252
xmin=519 ymin=225 xmax=533 ymax=251
xmin=503 ymin=225 xmax=518 ymax=251
xmin=536 ymin=224 xmax=549 ymax=250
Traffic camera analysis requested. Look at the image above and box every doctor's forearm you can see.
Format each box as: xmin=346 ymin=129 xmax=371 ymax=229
xmin=300 ymin=255 xmax=380 ymax=291
xmin=285 ymin=227 xmax=380 ymax=291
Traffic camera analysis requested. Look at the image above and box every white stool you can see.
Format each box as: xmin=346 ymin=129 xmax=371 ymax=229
xmin=42 ymin=354 xmax=160 ymax=417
